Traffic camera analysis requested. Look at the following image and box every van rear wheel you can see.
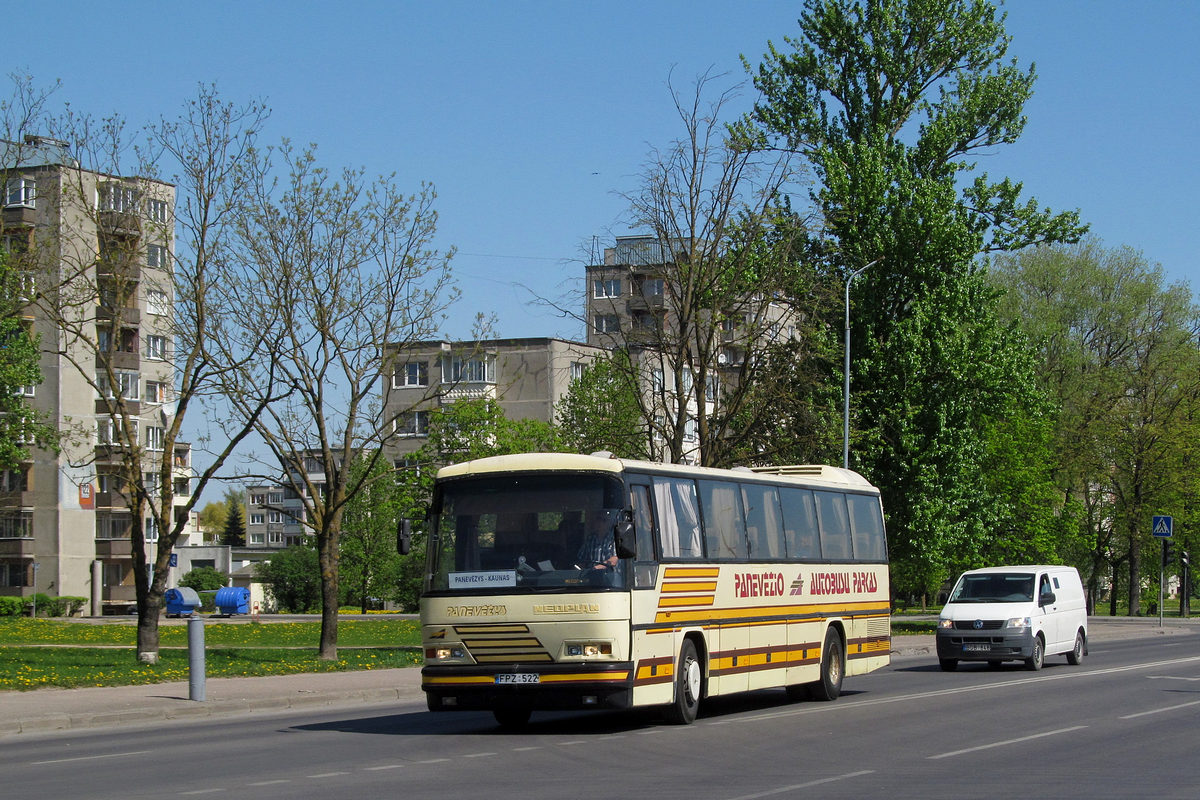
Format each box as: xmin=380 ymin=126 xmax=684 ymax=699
xmin=1066 ymin=631 xmax=1084 ymax=665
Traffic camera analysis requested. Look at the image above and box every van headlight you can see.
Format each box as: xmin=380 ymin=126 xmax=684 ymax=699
xmin=937 ymin=618 xmax=953 ymax=629
xmin=1005 ymin=617 xmax=1031 ymax=629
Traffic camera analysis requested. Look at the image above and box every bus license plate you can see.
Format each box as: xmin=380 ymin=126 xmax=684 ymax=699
xmin=495 ymin=673 xmax=540 ymax=685
xmin=963 ymin=642 xmax=990 ymax=652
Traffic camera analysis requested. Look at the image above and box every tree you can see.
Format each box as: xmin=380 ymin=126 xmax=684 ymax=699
xmin=0 ymin=251 xmax=56 ymax=467
xmin=555 ymin=350 xmax=650 ymax=459
xmin=216 ymin=141 xmax=458 ymax=659
xmin=339 ymin=452 xmax=404 ymax=614
xmin=747 ymin=0 xmax=1086 ymax=599
xmin=256 ymin=545 xmax=321 ymax=613
xmin=179 ymin=565 xmax=228 ymax=592
xmin=221 ymin=502 xmax=246 ymax=547
xmin=8 ymin=78 xmax=277 ymax=661
xmin=607 ymin=72 xmax=808 ymax=468
xmin=990 ymin=240 xmax=1200 ymax=614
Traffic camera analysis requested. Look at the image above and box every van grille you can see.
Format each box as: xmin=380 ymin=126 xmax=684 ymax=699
xmin=954 ymin=620 xmax=1004 ymax=630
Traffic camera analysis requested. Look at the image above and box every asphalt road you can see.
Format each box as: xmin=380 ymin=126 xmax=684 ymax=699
xmin=6 ymin=630 xmax=1199 ymax=799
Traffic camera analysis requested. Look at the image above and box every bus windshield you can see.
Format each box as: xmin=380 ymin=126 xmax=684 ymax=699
xmin=427 ymin=472 xmax=628 ymax=593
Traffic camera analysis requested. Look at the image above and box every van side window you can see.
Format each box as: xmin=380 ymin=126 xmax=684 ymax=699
xmin=1053 ymin=577 xmax=1060 ymax=589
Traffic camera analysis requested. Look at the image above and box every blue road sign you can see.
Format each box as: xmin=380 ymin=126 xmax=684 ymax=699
xmin=1153 ymin=515 xmax=1173 ymax=538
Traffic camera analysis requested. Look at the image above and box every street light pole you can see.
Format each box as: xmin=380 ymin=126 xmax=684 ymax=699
xmin=843 ymin=259 xmax=879 ymax=470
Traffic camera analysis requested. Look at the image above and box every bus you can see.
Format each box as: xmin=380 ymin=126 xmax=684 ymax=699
xmin=419 ymin=452 xmax=889 ymax=726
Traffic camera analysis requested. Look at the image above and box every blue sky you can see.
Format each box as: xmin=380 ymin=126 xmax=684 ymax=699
xmin=17 ymin=0 xmax=1200 ymax=343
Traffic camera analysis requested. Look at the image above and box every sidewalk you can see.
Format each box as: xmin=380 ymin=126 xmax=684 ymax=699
xmin=1 ymin=617 xmax=1194 ymax=737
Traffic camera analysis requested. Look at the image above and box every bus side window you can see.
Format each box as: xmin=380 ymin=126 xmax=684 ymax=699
xmin=847 ymin=493 xmax=886 ymax=562
xmin=699 ymin=480 xmax=748 ymax=560
xmin=815 ymin=491 xmax=851 ymax=560
xmin=652 ymin=477 xmax=703 ymax=559
xmin=780 ymin=487 xmax=820 ymax=560
xmin=630 ymin=484 xmax=658 ymax=588
xmin=742 ymin=483 xmax=784 ymax=560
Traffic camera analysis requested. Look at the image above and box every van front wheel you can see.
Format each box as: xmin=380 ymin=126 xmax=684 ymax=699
xmin=1025 ymin=634 xmax=1045 ymax=671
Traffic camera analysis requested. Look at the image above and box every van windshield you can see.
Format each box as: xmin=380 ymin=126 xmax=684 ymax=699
xmin=948 ymin=573 xmax=1035 ymax=603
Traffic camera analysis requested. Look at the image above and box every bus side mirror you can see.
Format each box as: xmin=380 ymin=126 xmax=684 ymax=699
xmin=397 ymin=519 xmax=412 ymax=555
xmin=614 ymin=520 xmax=636 ymax=560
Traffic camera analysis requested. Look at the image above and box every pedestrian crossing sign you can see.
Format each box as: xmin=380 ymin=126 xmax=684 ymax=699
xmin=1152 ymin=515 xmax=1173 ymax=538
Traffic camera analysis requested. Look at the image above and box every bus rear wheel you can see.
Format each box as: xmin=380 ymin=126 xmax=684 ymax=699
xmin=809 ymin=628 xmax=844 ymax=701
xmin=664 ymin=639 xmax=702 ymax=724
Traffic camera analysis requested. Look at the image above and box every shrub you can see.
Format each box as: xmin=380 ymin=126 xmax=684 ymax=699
xmin=0 ymin=596 xmax=23 ymax=616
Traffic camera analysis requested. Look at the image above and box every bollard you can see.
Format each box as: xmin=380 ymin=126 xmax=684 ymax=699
xmin=188 ymin=616 xmax=206 ymax=701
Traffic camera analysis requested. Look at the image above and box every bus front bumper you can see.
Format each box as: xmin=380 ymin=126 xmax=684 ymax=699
xmin=422 ymin=662 xmax=634 ymax=712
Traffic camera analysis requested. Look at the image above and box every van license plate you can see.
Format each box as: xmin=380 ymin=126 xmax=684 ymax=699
xmin=495 ymin=673 xmax=540 ymax=684
xmin=963 ymin=643 xmax=990 ymax=652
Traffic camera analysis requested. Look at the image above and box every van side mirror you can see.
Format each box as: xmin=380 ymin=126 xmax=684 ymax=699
xmin=397 ymin=518 xmax=412 ymax=555
xmin=614 ymin=520 xmax=636 ymax=560
xmin=1040 ymin=591 xmax=1056 ymax=607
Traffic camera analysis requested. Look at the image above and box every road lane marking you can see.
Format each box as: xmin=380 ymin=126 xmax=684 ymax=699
xmin=928 ymin=726 xmax=1087 ymax=760
xmin=178 ymin=790 xmax=224 ymax=796
xmin=1148 ymin=675 xmax=1200 ymax=681
xmin=33 ymin=750 xmax=150 ymax=765
xmin=364 ymin=764 xmax=406 ymax=771
xmin=1120 ymin=698 xmax=1200 ymax=719
xmin=307 ymin=771 xmax=349 ymax=778
xmin=711 ymin=654 xmax=1200 ymax=726
xmin=724 ymin=770 xmax=875 ymax=799
xmin=247 ymin=780 xmax=290 ymax=786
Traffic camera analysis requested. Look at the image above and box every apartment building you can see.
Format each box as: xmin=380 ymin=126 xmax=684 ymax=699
xmin=584 ymin=235 xmax=801 ymax=463
xmin=382 ymin=337 xmax=606 ymax=461
xmin=1 ymin=135 xmax=193 ymax=613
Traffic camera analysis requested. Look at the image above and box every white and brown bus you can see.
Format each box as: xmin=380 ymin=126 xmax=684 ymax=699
xmin=419 ymin=452 xmax=889 ymax=726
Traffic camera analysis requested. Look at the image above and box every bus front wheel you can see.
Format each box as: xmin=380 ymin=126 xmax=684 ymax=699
xmin=664 ymin=639 xmax=702 ymax=724
xmin=809 ymin=628 xmax=844 ymax=701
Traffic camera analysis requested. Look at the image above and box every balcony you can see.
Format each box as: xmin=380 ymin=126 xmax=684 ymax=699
xmin=101 ymin=584 xmax=137 ymax=604
xmin=96 ymin=209 xmax=141 ymax=237
xmin=2 ymin=204 xmax=36 ymax=227
xmin=95 ymin=538 xmax=133 ymax=558
xmin=0 ymin=538 xmax=35 ymax=558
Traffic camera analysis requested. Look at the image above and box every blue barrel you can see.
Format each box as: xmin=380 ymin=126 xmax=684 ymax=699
xmin=213 ymin=586 xmax=250 ymax=615
xmin=165 ymin=587 xmax=201 ymax=617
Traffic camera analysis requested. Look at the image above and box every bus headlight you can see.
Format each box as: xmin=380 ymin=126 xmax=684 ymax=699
xmin=1005 ymin=617 xmax=1031 ymax=629
xmin=425 ymin=646 xmax=465 ymax=660
xmin=564 ymin=642 xmax=613 ymax=658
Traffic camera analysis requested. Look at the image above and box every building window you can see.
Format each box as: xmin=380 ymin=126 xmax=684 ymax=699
xmin=641 ymin=278 xmax=665 ymax=297
xmin=569 ymin=361 xmax=586 ymax=382
xmin=4 ymin=177 xmax=36 ymax=207
xmin=705 ymin=374 xmax=720 ymax=402
xmin=393 ymin=361 xmax=428 ymax=388
xmin=269 ymin=530 xmax=284 ymax=545
xmin=250 ymin=513 xmax=265 ymax=525
xmin=96 ymin=371 xmax=140 ymax=400
xmin=0 ymin=468 xmax=29 ymax=493
xmin=0 ymin=561 xmax=29 ymax=587
xmin=250 ymin=532 xmax=265 ymax=544
xmin=594 ymin=314 xmax=619 ymax=334
xmin=593 ymin=278 xmax=621 ymax=298
xmin=146 ymin=198 xmax=168 ymax=223
xmin=0 ymin=512 xmax=32 ymax=538
xmin=147 ymin=290 xmax=170 ymax=316
xmin=96 ymin=514 xmax=132 ymax=540
xmin=145 ymin=381 xmax=169 ymax=404
xmin=144 ymin=426 xmax=165 ymax=451
xmin=268 ymin=492 xmax=283 ymax=504
xmin=441 ymin=355 xmax=495 ymax=384
xmin=146 ymin=244 xmax=168 ymax=268
xmin=145 ymin=516 xmax=159 ymax=542
xmin=651 ymin=368 xmax=665 ymax=394
xmin=268 ymin=511 xmax=282 ymax=524
xmin=251 ymin=492 xmax=266 ymax=505
xmin=394 ymin=410 xmax=430 ymax=437
xmin=99 ymin=183 xmax=139 ymax=213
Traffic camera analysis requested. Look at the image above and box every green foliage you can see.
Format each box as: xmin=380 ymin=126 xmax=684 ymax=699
xmin=256 ymin=546 xmax=322 ymax=613
xmin=748 ymin=0 xmax=1086 ymax=598
xmin=222 ymin=503 xmax=246 ymax=547
xmin=339 ymin=452 xmax=405 ymax=612
xmin=555 ymin=350 xmax=649 ymax=459
xmin=0 ymin=596 xmax=24 ymax=616
xmin=179 ymin=566 xmax=229 ymax=592
xmin=989 ymin=240 xmax=1200 ymax=613
xmin=24 ymin=594 xmax=87 ymax=617
xmin=0 ymin=251 xmax=56 ymax=468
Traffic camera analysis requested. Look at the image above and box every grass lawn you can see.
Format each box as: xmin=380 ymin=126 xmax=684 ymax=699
xmin=0 ymin=617 xmax=423 ymax=691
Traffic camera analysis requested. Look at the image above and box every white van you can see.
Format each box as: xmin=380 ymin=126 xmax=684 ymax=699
xmin=935 ymin=565 xmax=1087 ymax=671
